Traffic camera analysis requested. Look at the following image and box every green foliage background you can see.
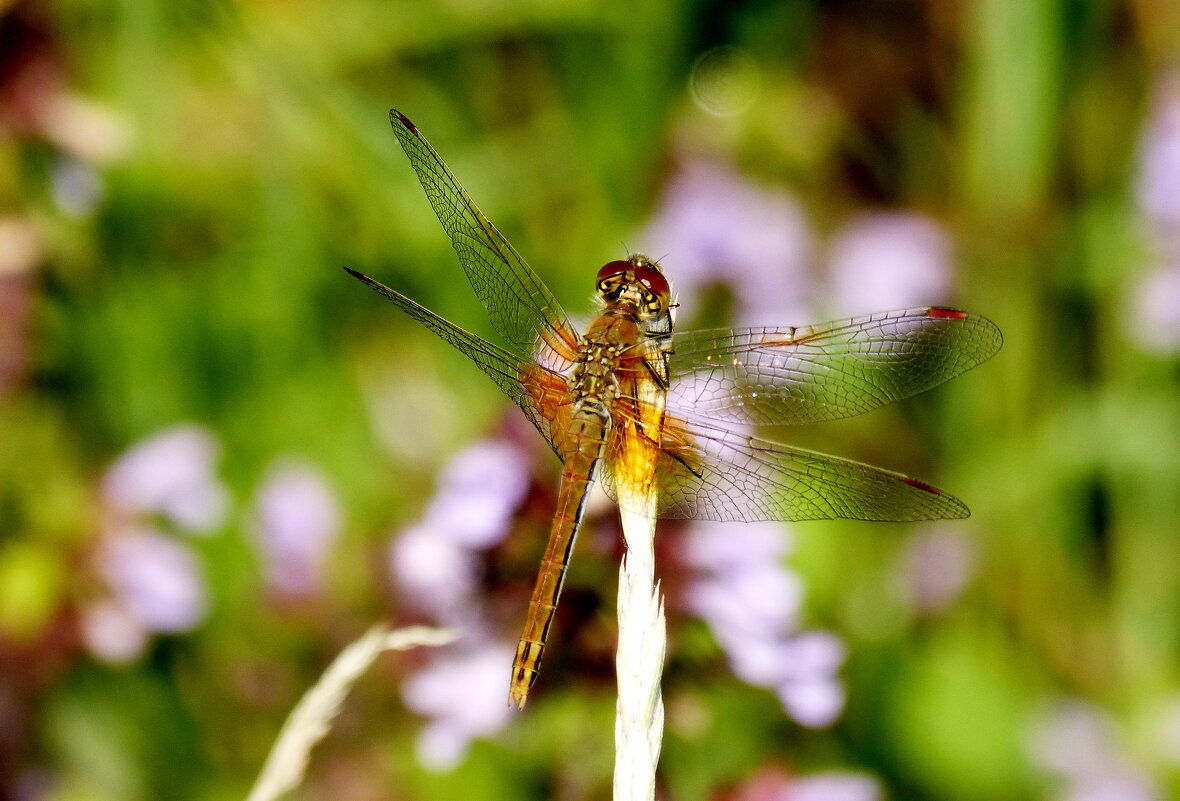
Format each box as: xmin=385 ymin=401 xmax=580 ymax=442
xmin=2 ymin=0 xmax=1179 ymax=799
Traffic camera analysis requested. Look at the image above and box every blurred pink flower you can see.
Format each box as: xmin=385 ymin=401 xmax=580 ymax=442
xmin=827 ymin=212 xmax=954 ymax=315
xmin=96 ymin=527 xmax=207 ymax=635
xmin=251 ymin=460 xmax=340 ymax=599
xmin=102 ymin=424 xmax=229 ymax=534
xmin=401 ymin=641 xmax=516 ymax=770
xmin=641 ymin=159 xmax=813 ymax=326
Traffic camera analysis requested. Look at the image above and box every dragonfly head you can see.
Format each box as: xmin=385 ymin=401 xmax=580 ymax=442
xmin=595 ymin=255 xmax=671 ymax=318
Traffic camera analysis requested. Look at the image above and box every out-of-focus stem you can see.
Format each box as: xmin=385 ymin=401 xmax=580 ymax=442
xmin=246 ymin=624 xmax=457 ymax=801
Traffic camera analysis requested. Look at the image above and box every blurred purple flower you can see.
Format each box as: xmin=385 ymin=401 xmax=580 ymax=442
xmin=1128 ymin=263 xmax=1180 ymax=353
xmin=1136 ymin=75 xmax=1180 ymax=240
xmin=682 ymin=516 xmax=790 ymax=571
xmin=731 ymin=768 xmax=881 ymax=801
xmin=401 ymin=640 xmax=516 ymax=770
xmin=102 ymin=424 xmax=229 ymax=534
xmin=251 ymin=460 xmax=340 ymax=599
xmin=96 ymin=527 xmax=207 ymax=634
xmin=900 ymin=527 xmax=976 ymax=614
xmin=781 ymin=773 xmax=882 ymax=801
xmin=641 ymin=159 xmax=813 ymax=326
xmin=389 ymin=438 xmax=529 ymax=760
xmin=389 ymin=438 xmax=529 ymax=623
xmin=83 ymin=425 xmax=226 ymax=662
xmin=827 ymin=212 xmax=954 ymax=315
xmin=683 ymin=521 xmax=845 ymax=727
xmin=422 ymin=439 xmax=531 ymax=549
xmin=389 ymin=522 xmax=479 ymax=624
xmin=78 ymin=598 xmax=149 ymax=663
xmin=775 ymin=632 xmax=846 ymax=727
xmin=688 ymin=564 xmax=802 ymax=643
xmin=1029 ymin=700 xmax=1160 ymax=801
xmin=1130 ymin=74 xmax=1180 ymax=353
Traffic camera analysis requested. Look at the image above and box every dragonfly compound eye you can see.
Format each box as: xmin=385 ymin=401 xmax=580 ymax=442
xmin=596 ymin=259 xmax=632 ymax=298
xmin=597 ymin=260 xmax=632 ymax=283
xmin=633 ymin=264 xmax=670 ymax=308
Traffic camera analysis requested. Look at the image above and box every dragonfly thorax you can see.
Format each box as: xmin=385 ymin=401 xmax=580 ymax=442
xmin=568 ymin=340 xmax=623 ymax=408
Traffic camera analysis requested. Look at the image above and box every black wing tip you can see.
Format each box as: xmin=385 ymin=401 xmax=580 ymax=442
xmin=343 ymin=267 xmax=386 ymax=292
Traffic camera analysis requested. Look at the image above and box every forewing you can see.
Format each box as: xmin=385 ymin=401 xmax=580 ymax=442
xmin=667 ymin=307 xmax=1002 ymax=428
xmin=389 ymin=110 xmax=580 ymax=366
xmin=345 ymin=268 xmax=571 ymax=458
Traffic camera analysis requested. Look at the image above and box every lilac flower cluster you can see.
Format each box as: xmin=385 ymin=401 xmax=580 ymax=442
xmin=779 ymin=772 xmax=881 ymax=801
xmin=640 ymin=157 xmax=965 ymax=729
xmin=827 ymin=212 xmax=954 ymax=315
xmin=728 ymin=766 xmax=881 ymax=801
xmin=249 ymin=460 xmax=340 ymax=600
xmin=681 ymin=521 xmax=845 ymax=728
xmin=1029 ymin=700 xmax=1159 ymax=801
xmin=639 ymin=157 xmax=956 ymax=329
xmin=388 ymin=438 xmax=531 ymax=769
xmin=898 ymin=527 xmax=976 ymax=615
xmin=640 ymin=159 xmax=814 ymax=327
xmin=101 ymin=424 xmax=228 ymax=533
xmin=1131 ymin=74 xmax=1180 ymax=352
xmin=84 ymin=425 xmax=226 ymax=662
xmin=85 ymin=426 xmax=345 ymax=660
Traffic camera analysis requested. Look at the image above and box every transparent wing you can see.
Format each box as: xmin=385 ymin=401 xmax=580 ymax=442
xmin=601 ymin=412 xmax=969 ymax=522
xmin=389 ymin=110 xmax=580 ymax=366
xmin=350 ymin=268 xmax=977 ymax=523
xmin=667 ymin=307 xmax=1002 ymax=428
xmin=345 ymin=268 xmax=572 ymax=457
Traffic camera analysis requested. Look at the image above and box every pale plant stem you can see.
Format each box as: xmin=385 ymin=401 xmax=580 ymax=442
xmin=245 ymin=624 xmax=457 ymax=801
xmin=612 ymin=362 xmax=667 ymax=801
xmin=614 ymin=492 xmax=666 ymax=801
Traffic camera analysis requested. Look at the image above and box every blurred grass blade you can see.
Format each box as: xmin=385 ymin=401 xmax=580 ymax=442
xmin=245 ymin=624 xmax=457 ymax=801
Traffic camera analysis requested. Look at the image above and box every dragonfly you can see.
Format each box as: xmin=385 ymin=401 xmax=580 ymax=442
xmin=346 ymin=110 xmax=1002 ymax=709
